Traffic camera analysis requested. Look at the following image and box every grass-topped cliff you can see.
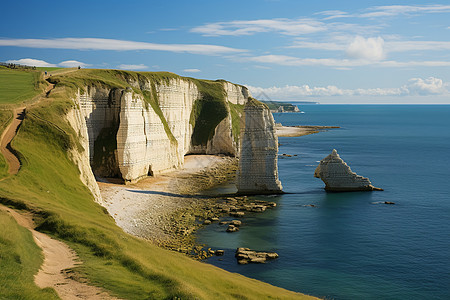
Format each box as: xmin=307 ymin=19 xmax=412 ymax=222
xmin=0 ymin=67 xmax=314 ymax=299
xmin=46 ymin=68 xmax=242 ymax=148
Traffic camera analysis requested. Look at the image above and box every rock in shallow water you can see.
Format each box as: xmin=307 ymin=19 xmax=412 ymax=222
xmin=226 ymin=224 xmax=240 ymax=232
xmin=314 ymin=149 xmax=383 ymax=192
xmin=235 ymin=248 xmax=279 ymax=264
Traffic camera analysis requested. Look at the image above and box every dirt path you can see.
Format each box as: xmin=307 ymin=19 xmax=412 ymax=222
xmin=0 ymin=72 xmax=58 ymax=175
xmin=0 ymin=204 xmax=118 ymax=299
xmin=0 ymin=68 xmax=119 ymax=298
xmin=0 ymin=107 xmax=25 ymax=174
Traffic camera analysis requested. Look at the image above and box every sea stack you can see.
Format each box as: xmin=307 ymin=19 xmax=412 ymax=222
xmin=314 ymin=149 xmax=383 ymax=192
xmin=236 ymin=98 xmax=283 ymax=194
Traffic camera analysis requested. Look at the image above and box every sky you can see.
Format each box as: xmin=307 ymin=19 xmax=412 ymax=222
xmin=1 ymin=0 xmax=450 ymax=104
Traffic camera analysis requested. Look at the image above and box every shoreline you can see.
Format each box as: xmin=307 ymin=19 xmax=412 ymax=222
xmin=99 ymin=125 xmax=338 ymax=259
xmin=99 ymin=155 xmax=280 ymax=259
xmin=99 ymin=155 xmax=242 ymax=258
xmin=276 ymin=125 xmax=340 ymax=137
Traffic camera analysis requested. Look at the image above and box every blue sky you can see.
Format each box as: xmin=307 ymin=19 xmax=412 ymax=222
xmin=1 ymin=0 xmax=450 ymax=103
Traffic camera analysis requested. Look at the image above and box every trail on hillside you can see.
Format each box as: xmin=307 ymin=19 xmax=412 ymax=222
xmin=0 ymin=107 xmax=25 ymax=174
xmin=0 ymin=69 xmax=119 ymax=299
xmin=0 ymin=204 xmax=119 ymax=299
xmin=0 ymin=73 xmax=57 ymax=175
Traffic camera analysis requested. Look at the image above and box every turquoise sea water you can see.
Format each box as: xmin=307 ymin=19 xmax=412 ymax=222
xmin=196 ymin=105 xmax=450 ymax=299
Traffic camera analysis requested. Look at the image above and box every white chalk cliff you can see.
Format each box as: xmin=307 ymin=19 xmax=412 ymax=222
xmin=236 ymin=98 xmax=283 ymax=194
xmin=63 ymin=71 xmax=284 ymax=199
xmin=314 ymin=149 xmax=382 ymax=192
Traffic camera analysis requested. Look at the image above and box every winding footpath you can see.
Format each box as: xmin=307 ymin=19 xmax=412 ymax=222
xmin=0 ymin=69 xmax=118 ymax=299
xmin=0 ymin=204 xmax=117 ymax=299
xmin=0 ymin=107 xmax=25 ymax=174
xmin=0 ymin=80 xmax=54 ymax=175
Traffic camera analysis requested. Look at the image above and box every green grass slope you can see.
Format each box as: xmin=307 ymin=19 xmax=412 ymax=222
xmin=0 ymin=66 xmax=47 ymax=105
xmin=0 ymin=69 xmax=315 ymax=299
xmin=0 ymin=209 xmax=59 ymax=299
xmin=0 ymin=109 xmax=14 ymax=179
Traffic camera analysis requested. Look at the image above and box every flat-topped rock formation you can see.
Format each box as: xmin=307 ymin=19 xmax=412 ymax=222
xmin=314 ymin=149 xmax=383 ymax=192
xmin=236 ymin=98 xmax=283 ymax=194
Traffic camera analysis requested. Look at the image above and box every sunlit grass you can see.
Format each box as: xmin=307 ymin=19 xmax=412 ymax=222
xmin=0 ymin=69 xmax=313 ymax=299
xmin=0 ymin=209 xmax=59 ymax=299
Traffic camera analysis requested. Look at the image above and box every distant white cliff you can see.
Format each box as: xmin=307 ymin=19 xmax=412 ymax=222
xmin=314 ymin=149 xmax=382 ymax=192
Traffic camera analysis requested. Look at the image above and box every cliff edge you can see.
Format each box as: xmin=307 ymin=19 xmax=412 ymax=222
xmin=58 ymin=70 xmax=250 ymax=190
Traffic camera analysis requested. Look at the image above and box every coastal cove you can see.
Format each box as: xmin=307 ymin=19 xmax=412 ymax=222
xmin=196 ymin=105 xmax=450 ymax=300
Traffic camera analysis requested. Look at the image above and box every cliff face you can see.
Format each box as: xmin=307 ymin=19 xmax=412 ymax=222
xmin=66 ymin=72 xmax=251 ymax=184
xmin=314 ymin=149 xmax=382 ymax=192
xmin=236 ymin=98 xmax=283 ymax=194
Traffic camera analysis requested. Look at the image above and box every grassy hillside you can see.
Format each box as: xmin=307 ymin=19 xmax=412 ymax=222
xmin=0 ymin=69 xmax=315 ymax=299
xmin=0 ymin=109 xmax=13 ymax=178
xmin=0 ymin=66 xmax=47 ymax=105
xmin=0 ymin=209 xmax=59 ymax=299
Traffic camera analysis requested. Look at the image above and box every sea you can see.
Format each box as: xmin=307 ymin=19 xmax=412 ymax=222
xmin=196 ymin=105 xmax=450 ymax=300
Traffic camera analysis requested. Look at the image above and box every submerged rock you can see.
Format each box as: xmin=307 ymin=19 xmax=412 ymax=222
xmin=314 ymin=149 xmax=383 ymax=192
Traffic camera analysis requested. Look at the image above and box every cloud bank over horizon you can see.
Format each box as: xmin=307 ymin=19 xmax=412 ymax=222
xmin=247 ymin=77 xmax=450 ymax=101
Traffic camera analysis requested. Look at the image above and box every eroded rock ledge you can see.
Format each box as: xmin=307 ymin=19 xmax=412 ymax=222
xmin=314 ymin=149 xmax=383 ymax=192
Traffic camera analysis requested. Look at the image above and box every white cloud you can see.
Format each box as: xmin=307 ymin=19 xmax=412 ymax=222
xmin=377 ymin=60 xmax=450 ymax=67
xmin=246 ymin=77 xmax=450 ymax=99
xmin=246 ymin=55 xmax=354 ymax=67
xmin=290 ymin=38 xmax=450 ymax=53
xmin=0 ymin=38 xmax=246 ymax=55
xmin=246 ymin=54 xmax=375 ymax=67
xmin=6 ymin=58 xmax=92 ymax=68
xmin=316 ymin=10 xmax=352 ymax=20
xmin=59 ymin=60 xmax=90 ymax=68
xmin=244 ymin=54 xmax=450 ymax=68
xmin=360 ymin=5 xmax=450 ymax=18
xmin=386 ymin=40 xmax=450 ymax=52
xmin=182 ymin=68 xmax=201 ymax=73
xmin=288 ymin=40 xmax=345 ymax=51
xmin=190 ymin=18 xmax=326 ymax=36
xmin=5 ymin=58 xmax=57 ymax=67
xmin=346 ymin=36 xmax=385 ymax=60
xmin=407 ymin=77 xmax=449 ymax=95
xmin=117 ymin=64 xmax=148 ymax=70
